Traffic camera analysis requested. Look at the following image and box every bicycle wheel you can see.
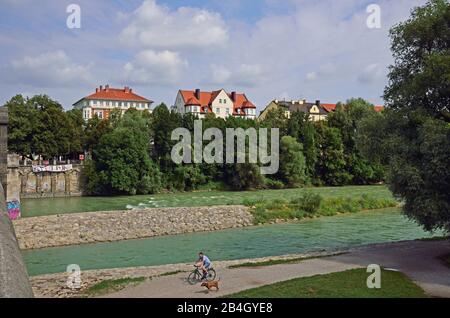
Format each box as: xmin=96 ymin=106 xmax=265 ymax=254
xmin=206 ymin=268 xmax=216 ymax=281
xmin=187 ymin=271 xmax=201 ymax=285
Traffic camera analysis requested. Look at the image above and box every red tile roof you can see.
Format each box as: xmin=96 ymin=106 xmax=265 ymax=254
xmin=321 ymin=103 xmax=384 ymax=113
xmin=180 ymin=89 xmax=256 ymax=115
xmin=81 ymin=86 xmax=152 ymax=103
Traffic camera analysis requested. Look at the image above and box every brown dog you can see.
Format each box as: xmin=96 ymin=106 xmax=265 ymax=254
xmin=201 ymin=279 xmax=220 ymax=291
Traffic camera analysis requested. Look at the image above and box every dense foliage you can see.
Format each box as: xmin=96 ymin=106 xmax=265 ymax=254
xmin=5 ymin=95 xmax=385 ymax=194
xmin=357 ymin=0 xmax=450 ymax=233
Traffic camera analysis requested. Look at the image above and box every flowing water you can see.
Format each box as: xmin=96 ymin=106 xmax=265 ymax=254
xmin=23 ymin=208 xmax=443 ymax=276
xmin=20 ymin=185 xmax=392 ymax=217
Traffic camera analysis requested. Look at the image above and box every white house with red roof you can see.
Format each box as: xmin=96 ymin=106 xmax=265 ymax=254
xmin=73 ymin=85 xmax=153 ymax=121
xmin=173 ymin=89 xmax=257 ymax=119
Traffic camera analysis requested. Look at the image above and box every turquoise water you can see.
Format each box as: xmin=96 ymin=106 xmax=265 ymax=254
xmin=23 ymin=208 xmax=441 ymax=276
xmin=20 ymin=185 xmax=392 ymax=217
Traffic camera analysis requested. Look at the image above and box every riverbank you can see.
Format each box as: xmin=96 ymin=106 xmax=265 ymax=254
xmin=20 ymin=185 xmax=392 ymax=217
xmin=15 ymin=193 xmax=396 ymax=250
xmin=14 ymin=205 xmax=252 ymax=250
xmin=30 ymin=240 xmax=450 ymax=298
xmin=29 ymin=250 xmax=341 ymax=298
xmin=103 ymin=240 xmax=450 ymax=298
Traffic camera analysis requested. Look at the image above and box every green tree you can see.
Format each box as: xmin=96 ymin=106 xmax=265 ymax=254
xmin=277 ymin=136 xmax=307 ymax=187
xmin=151 ymin=103 xmax=182 ymax=173
xmin=89 ymin=126 xmax=161 ymax=195
xmin=287 ymin=111 xmax=317 ymax=179
xmin=5 ymin=95 xmax=37 ymax=157
xmin=315 ymin=124 xmax=351 ymax=186
xmin=360 ymin=0 xmax=450 ymax=232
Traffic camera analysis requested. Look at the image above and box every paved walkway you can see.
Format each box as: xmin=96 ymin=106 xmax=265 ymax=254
xmin=103 ymin=240 xmax=450 ymax=298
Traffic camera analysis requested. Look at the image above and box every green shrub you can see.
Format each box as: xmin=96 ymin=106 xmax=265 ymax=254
xmin=290 ymin=193 xmax=323 ymax=214
xmin=249 ymin=194 xmax=398 ymax=224
xmin=264 ymin=178 xmax=285 ymax=189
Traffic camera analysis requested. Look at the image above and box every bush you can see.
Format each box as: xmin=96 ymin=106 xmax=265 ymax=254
xmin=264 ymin=178 xmax=285 ymax=189
xmin=290 ymin=193 xmax=323 ymax=214
xmin=249 ymin=194 xmax=398 ymax=224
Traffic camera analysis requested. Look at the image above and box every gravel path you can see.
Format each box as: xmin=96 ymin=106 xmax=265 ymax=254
xmin=103 ymin=240 xmax=450 ymax=298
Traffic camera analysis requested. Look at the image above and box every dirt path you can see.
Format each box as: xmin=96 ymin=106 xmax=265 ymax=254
xmin=103 ymin=240 xmax=450 ymax=298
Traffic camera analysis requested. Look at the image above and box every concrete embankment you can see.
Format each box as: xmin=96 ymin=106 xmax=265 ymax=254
xmin=13 ymin=205 xmax=253 ymax=250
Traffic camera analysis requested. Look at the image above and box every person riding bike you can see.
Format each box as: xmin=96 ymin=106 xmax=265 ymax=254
xmin=196 ymin=252 xmax=212 ymax=280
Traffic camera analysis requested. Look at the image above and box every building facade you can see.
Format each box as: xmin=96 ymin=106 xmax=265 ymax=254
xmin=73 ymin=85 xmax=153 ymax=121
xmin=173 ymin=89 xmax=257 ymax=120
xmin=259 ymin=99 xmax=384 ymax=121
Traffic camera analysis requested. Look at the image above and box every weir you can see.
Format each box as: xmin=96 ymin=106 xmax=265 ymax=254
xmin=0 ymin=106 xmax=34 ymax=298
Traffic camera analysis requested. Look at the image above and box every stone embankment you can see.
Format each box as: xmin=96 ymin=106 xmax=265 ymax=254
xmin=13 ymin=205 xmax=253 ymax=250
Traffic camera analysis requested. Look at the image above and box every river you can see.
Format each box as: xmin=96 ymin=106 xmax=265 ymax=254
xmin=23 ymin=208 xmax=443 ymax=276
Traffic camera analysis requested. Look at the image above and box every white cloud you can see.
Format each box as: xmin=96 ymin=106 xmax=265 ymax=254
xmin=8 ymin=50 xmax=91 ymax=87
xmin=306 ymin=72 xmax=317 ymax=81
xmin=208 ymin=63 xmax=265 ymax=87
xmin=358 ymin=63 xmax=386 ymax=84
xmin=120 ymin=0 xmax=228 ymax=50
xmin=123 ymin=50 xmax=188 ymax=85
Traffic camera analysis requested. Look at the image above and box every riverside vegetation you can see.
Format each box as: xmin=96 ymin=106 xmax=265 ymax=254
xmin=245 ymin=193 xmax=398 ymax=224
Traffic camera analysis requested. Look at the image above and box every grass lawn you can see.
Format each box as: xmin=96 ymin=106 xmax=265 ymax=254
xmin=226 ymin=269 xmax=428 ymax=298
xmin=83 ymin=277 xmax=147 ymax=297
xmin=21 ymin=185 xmax=393 ymax=217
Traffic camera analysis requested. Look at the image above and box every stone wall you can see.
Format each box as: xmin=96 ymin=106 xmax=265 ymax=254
xmin=7 ymin=154 xmax=85 ymax=201
xmin=13 ymin=205 xmax=254 ymax=250
xmin=0 ymin=106 xmax=34 ymax=298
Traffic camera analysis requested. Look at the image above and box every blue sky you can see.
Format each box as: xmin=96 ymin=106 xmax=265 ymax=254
xmin=0 ymin=0 xmax=427 ymax=111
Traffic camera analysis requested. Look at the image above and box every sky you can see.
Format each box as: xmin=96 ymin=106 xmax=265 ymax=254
xmin=0 ymin=0 xmax=427 ymax=111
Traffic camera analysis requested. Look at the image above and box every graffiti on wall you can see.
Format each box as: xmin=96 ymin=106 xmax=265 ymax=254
xmin=7 ymin=200 xmax=20 ymax=220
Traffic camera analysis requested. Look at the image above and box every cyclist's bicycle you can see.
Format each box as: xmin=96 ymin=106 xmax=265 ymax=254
xmin=187 ymin=265 xmax=216 ymax=285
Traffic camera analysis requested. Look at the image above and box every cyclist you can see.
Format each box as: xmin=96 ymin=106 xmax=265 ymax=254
xmin=196 ymin=251 xmax=212 ymax=280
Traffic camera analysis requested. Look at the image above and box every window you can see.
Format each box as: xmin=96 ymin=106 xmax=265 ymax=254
xmin=216 ymin=108 xmax=220 ymax=114
xmin=194 ymin=106 xmax=198 ymax=113
xmin=96 ymin=111 xmax=103 ymax=119
xmin=224 ymin=99 xmax=227 ymax=104
xmin=219 ymin=99 xmax=222 ymax=103
xmin=226 ymin=109 xmax=230 ymax=116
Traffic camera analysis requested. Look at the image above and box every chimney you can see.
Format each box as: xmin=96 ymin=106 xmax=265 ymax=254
xmin=124 ymin=86 xmax=129 ymax=93
xmin=315 ymin=100 xmax=320 ymax=106
xmin=231 ymin=91 xmax=236 ymax=102
xmin=195 ymin=88 xmax=201 ymax=100
xmin=95 ymin=88 xmax=99 ymax=93
xmin=105 ymin=85 xmax=110 ymax=91
xmin=100 ymin=85 xmax=103 ymax=91
xmin=129 ymin=88 xmax=132 ymax=93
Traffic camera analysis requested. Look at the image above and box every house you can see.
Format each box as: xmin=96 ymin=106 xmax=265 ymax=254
xmin=259 ymin=99 xmax=384 ymax=121
xmin=259 ymin=99 xmax=328 ymax=122
xmin=173 ymin=89 xmax=257 ymax=119
xmin=73 ymin=85 xmax=153 ymax=121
